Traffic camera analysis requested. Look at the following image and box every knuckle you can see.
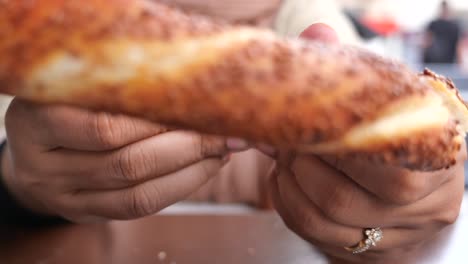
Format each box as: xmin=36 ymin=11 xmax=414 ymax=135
xmin=387 ymin=173 xmax=425 ymax=205
xmin=123 ymin=187 xmax=160 ymax=218
xmin=91 ymin=113 xmax=121 ymax=148
xmin=111 ymin=148 xmax=139 ymax=183
xmin=320 ymin=187 xmax=352 ymax=222
xmin=296 ymin=211 xmax=319 ymax=234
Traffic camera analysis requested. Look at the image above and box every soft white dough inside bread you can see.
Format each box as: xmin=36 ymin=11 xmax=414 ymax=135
xmin=343 ymin=95 xmax=450 ymax=148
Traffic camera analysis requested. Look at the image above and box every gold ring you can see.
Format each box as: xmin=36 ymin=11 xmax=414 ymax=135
xmin=344 ymin=228 xmax=383 ymax=254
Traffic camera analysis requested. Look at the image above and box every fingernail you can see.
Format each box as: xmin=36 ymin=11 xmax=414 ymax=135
xmin=299 ymin=23 xmax=340 ymax=44
xmin=226 ymin=138 xmax=249 ymax=151
xmin=257 ymin=143 xmax=277 ymax=157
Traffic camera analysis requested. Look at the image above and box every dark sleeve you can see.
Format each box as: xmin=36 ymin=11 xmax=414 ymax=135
xmin=426 ymin=21 xmax=435 ymax=32
xmin=0 ymin=141 xmax=69 ymax=227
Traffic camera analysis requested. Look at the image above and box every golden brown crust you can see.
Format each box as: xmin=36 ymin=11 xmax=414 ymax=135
xmin=0 ymin=0 xmax=466 ymax=171
xmin=0 ymin=0 xmax=226 ymax=93
xmin=47 ymin=39 xmax=429 ymax=145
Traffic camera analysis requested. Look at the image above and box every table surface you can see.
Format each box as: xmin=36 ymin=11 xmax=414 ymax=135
xmin=1 ymin=194 xmax=467 ymax=264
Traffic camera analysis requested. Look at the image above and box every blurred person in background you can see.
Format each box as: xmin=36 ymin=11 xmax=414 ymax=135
xmin=1 ymin=1 xmax=466 ymax=264
xmin=423 ymin=0 xmax=462 ymax=64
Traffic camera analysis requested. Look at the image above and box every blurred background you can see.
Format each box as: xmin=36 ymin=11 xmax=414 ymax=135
xmin=339 ymin=0 xmax=468 ymax=90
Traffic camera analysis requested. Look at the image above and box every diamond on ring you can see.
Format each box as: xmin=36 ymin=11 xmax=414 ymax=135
xmin=344 ymin=228 xmax=383 ymax=254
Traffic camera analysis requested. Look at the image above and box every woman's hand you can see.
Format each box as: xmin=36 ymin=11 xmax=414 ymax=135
xmin=266 ymin=23 xmax=467 ymax=263
xmin=0 ymin=0 xmax=285 ymax=223
xmin=269 ymin=149 xmax=466 ymax=263
xmin=2 ymin=99 xmax=246 ymax=223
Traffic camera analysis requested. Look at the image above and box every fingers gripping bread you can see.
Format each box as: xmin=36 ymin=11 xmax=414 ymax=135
xmin=0 ymin=0 xmax=467 ymax=171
